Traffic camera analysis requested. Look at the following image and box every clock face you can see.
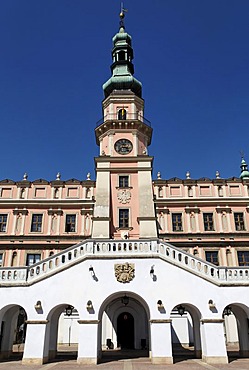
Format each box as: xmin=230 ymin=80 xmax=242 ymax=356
xmin=114 ymin=139 xmax=133 ymax=155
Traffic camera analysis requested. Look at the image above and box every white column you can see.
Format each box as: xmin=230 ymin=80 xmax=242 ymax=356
xmin=201 ymin=319 xmax=228 ymax=364
xmin=77 ymin=320 xmax=99 ymax=364
xmin=132 ymin=132 xmax=138 ymax=155
xmin=22 ymin=320 xmax=48 ymax=365
xmin=150 ymin=320 xmax=173 ymax=364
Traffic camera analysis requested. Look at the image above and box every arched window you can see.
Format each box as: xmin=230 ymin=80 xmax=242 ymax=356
xmin=118 ymin=108 xmax=127 ymax=120
xmin=11 ymin=251 xmax=17 ymax=267
xmin=118 ymin=50 xmax=126 ymax=61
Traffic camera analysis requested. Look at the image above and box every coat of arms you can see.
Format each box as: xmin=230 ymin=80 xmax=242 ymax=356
xmin=117 ymin=189 xmax=131 ymax=204
xmin=114 ymin=262 xmax=135 ymax=283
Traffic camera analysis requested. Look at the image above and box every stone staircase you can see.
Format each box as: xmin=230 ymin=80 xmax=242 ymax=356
xmin=0 ymin=239 xmax=248 ymax=286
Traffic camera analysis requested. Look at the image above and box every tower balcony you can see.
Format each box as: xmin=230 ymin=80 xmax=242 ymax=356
xmin=96 ymin=113 xmax=151 ymax=128
xmin=95 ymin=113 xmax=153 ymax=146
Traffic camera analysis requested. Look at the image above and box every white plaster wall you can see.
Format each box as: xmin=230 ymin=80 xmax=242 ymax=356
xmin=0 ymin=256 xmax=248 ymax=357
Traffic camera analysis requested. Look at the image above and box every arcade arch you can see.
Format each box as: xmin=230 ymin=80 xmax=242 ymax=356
xmin=98 ymin=292 xmax=150 ymax=359
xmin=44 ymin=303 xmax=79 ymax=362
xmin=223 ymin=303 xmax=249 ymax=359
xmin=170 ymin=303 xmax=202 ymax=360
xmin=0 ymin=304 xmax=27 ymax=361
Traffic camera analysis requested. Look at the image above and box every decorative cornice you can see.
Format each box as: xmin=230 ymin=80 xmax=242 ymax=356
xmin=216 ymin=206 xmax=231 ymax=213
xmin=185 ymin=206 xmax=200 ymax=213
xmin=137 ymin=217 xmax=157 ymax=221
xmin=13 ymin=208 xmax=28 ymax=216
xmin=47 ymin=209 xmax=63 ymax=216
xmin=92 ymin=217 xmax=111 ymax=221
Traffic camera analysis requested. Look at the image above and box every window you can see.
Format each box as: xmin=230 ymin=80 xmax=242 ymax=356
xmin=119 ymin=176 xmax=129 ymax=188
xmin=234 ymin=213 xmax=245 ymax=231
xmin=203 ymin=213 xmax=214 ymax=231
xmin=26 ymin=254 xmax=41 ymax=266
xmin=0 ymin=214 xmax=7 ymax=232
xmin=237 ymin=251 xmax=249 ymax=266
xmin=205 ymin=251 xmax=219 ymax=266
xmin=118 ymin=108 xmax=127 ymax=120
xmin=0 ymin=254 xmax=3 ymax=267
xmin=172 ymin=213 xmax=183 ymax=231
xmin=65 ymin=215 xmax=76 ymax=232
xmin=31 ymin=214 xmax=43 ymax=232
xmin=119 ymin=209 xmax=129 ymax=228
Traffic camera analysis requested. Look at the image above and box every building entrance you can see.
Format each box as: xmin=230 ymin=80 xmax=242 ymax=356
xmin=117 ymin=312 xmax=134 ymax=349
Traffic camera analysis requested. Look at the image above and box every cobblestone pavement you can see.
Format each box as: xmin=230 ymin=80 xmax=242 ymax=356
xmin=1 ymin=357 xmax=249 ymax=370
xmin=2 ymin=345 xmax=249 ymax=370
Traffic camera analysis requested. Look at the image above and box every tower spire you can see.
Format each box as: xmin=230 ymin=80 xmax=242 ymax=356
xmin=102 ymin=4 xmax=142 ymax=99
xmin=240 ymin=155 xmax=249 ymax=180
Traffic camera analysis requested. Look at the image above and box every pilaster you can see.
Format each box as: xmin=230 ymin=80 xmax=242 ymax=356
xmin=77 ymin=320 xmax=99 ymax=364
xmin=22 ymin=320 xmax=49 ymax=365
xmin=150 ymin=319 xmax=173 ymax=364
xmin=200 ymin=319 xmax=228 ymax=364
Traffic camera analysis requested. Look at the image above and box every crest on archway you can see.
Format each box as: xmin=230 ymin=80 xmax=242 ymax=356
xmin=114 ymin=262 xmax=135 ymax=283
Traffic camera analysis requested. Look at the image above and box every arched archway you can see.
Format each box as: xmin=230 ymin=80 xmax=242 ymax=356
xmin=44 ymin=303 xmax=79 ymax=362
xmin=0 ymin=304 xmax=27 ymax=361
xmin=223 ymin=303 xmax=249 ymax=359
xmin=170 ymin=303 xmax=202 ymax=361
xmin=98 ymin=292 xmax=150 ymax=361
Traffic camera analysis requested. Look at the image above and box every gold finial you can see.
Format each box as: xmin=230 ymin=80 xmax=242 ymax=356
xmin=120 ymin=2 xmax=128 ymax=22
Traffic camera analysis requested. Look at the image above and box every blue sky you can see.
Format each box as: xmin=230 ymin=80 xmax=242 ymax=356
xmin=0 ymin=0 xmax=248 ymax=181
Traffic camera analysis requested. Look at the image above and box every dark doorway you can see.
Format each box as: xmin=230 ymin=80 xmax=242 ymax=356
xmin=117 ymin=312 xmax=134 ymax=349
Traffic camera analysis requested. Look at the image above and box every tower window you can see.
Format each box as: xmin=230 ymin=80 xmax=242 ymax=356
xmin=205 ymin=251 xmax=219 ymax=266
xmin=0 ymin=214 xmax=8 ymax=232
xmin=65 ymin=215 xmax=76 ymax=232
xmin=118 ymin=108 xmax=127 ymax=120
xmin=118 ymin=50 xmax=126 ymax=61
xmin=172 ymin=213 xmax=183 ymax=231
xmin=234 ymin=213 xmax=245 ymax=231
xmin=203 ymin=213 xmax=214 ymax=231
xmin=31 ymin=214 xmax=43 ymax=232
xmin=119 ymin=176 xmax=129 ymax=188
xmin=119 ymin=209 xmax=129 ymax=228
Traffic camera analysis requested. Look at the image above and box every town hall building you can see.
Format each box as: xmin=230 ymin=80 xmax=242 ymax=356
xmin=0 ymin=9 xmax=249 ymax=366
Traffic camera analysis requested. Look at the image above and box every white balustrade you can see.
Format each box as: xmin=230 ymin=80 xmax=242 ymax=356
xmin=0 ymin=239 xmax=249 ymax=285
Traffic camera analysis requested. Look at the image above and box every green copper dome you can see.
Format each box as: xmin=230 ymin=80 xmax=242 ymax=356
xmin=240 ymin=158 xmax=249 ymax=179
xmin=103 ymin=19 xmax=142 ymax=99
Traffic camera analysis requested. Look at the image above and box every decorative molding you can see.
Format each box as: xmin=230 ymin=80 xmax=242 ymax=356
xmin=77 ymin=320 xmax=100 ymax=324
xmin=200 ymin=319 xmax=224 ymax=324
xmin=13 ymin=208 xmax=28 ymax=216
xmin=114 ymin=262 xmax=135 ymax=283
xmin=47 ymin=209 xmax=63 ymax=216
xmin=150 ymin=319 xmax=172 ymax=324
xmin=25 ymin=320 xmax=49 ymax=324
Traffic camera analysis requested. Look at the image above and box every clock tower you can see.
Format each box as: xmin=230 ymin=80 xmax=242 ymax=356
xmin=92 ymin=11 xmax=157 ymax=239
